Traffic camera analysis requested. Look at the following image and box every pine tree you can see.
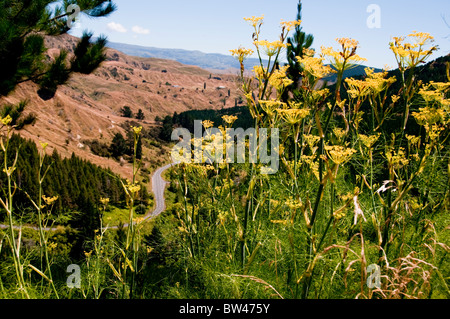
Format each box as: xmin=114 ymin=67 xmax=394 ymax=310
xmin=284 ymin=0 xmax=314 ymax=100
xmin=109 ymin=132 xmax=127 ymax=159
xmin=120 ymin=106 xmax=133 ymax=118
xmin=0 ymin=0 xmax=116 ymax=122
xmin=136 ymin=108 xmax=145 ymax=120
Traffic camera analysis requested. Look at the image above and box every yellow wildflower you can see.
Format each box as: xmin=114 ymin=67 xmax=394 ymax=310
xmin=324 ymin=145 xmax=356 ymax=165
xmin=286 ymin=198 xmax=302 ymax=210
xmin=386 ymin=147 xmax=409 ymax=170
xmin=222 ymin=115 xmax=238 ymax=126
xmin=230 ymin=47 xmax=254 ymax=61
xmin=1 ymin=115 xmax=12 ymax=126
xmin=42 ymin=195 xmax=58 ymax=206
xmin=268 ymin=65 xmax=293 ymax=92
xmin=333 ymin=127 xmax=346 ymax=140
xmin=39 ymin=142 xmax=48 ymax=150
xmin=391 ymin=95 xmax=400 ymax=104
xmin=276 ymin=108 xmax=310 ymax=125
xmin=389 ymin=31 xmax=437 ymax=70
xmin=125 ymin=180 xmax=141 ymax=194
xmin=280 ymin=19 xmax=302 ymax=32
xmin=3 ymin=166 xmax=16 ymax=176
xmin=345 ymin=68 xmax=396 ymax=98
xmin=412 ymin=107 xmax=446 ymax=126
xmin=303 ymin=134 xmax=320 ymax=150
xmin=321 ymin=38 xmax=367 ymax=72
xmin=359 ymin=133 xmax=380 ymax=148
xmin=48 ymin=242 xmax=57 ymax=251
xmin=230 ymin=47 xmax=254 ymax=73
xmin=336 ymin=99 xmax=347 ymax=111
xmin=254 ymin=40 xmax=289 ymax=57
xmin=244 ymin=15 xmax=264 ymax=28
xmin=131 ymin=126 xmax=142 ymax=136
xmin=259 ymin=100 xmax=286 ymax=115
xmin=202 ymin=120 xmax=214 ymax=129
xmin=406 ymin=134 xmax=421 ymax=150
xmin=297 ymin=52 xmax=334 ymax=80
xmin=301 ymin=155 xmax=320 ymax=180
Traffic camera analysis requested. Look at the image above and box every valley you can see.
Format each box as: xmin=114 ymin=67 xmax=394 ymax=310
xmin=0 ymin=33 xmax=243 ymax=182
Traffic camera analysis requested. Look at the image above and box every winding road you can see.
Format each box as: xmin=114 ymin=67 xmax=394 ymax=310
xmin=0 ymin=162 xmax=178 ymax=232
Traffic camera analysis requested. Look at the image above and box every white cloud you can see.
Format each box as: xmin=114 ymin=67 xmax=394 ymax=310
xmin=132 ymin=25 xmax=150 ymax=35
xmin=107 ymin=22 xmax=127 ymax=33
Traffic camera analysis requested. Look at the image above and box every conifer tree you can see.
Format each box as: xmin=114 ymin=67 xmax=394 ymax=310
xmin=284 ymin=0 xmax=314 ymax=99
xmin=136 ymin=108 xmax=145 ymax=120
xmin=0 ymin=0 xmax=116 ymax=121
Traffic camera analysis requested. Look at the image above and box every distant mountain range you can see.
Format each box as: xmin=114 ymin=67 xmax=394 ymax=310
xmin=107 ymin=41 xmax=263 ymax=73
xmin=106 ymin=41 xmax=382 ymax=79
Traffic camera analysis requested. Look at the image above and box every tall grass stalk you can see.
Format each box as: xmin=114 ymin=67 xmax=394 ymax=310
xmin=0 ymin=124 xmax=29 ymax=298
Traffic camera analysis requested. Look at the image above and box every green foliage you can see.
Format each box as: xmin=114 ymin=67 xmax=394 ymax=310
xmin=0 ymin=134 xmax=126 ymax=219
xmin=0 ymin=0 xmax=116 ymax=99
xmin=135 ymin=108 xmax=145 ymax=120
xmin=109 ymin=132 xmax=127 ymax=158
xmin=284 ymin=0 xmax=314 ymax=97
xmin=120 ymin=106 xmax=133 ymax=118
xmin=158 ymin=115 xmax=174 ymax=142
xmin=83 ymin=139 xmax=111 ymax=157
xmin=170 ymin=106 xmax=253 ymax=134
xmin=0 ymin=100 xmax=37 ymax=130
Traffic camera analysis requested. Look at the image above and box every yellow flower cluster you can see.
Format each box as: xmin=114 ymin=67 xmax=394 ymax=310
xmin=412 ymin=106 xmax=446 ymax=126
xmin=280 ymin=19 xmax=302 ymax=32
xmin=303 ymin=134 xmax=320 ymax=151
xmin=386 ymin=147 xmax=409 ymax=170
xmin=202 ymin=120 xmax=214 ymax=129
xmin=358 ymin=133 xmax=381 ymax=149
xmin=406 ymin=135 xmax=421 ymax=151
xmin=324 ymin=145 xmax=356 ymax=165
xmin=131 ymin=126 xmax=142 ymax=136
xmin=286 ymin=198 xmax=302 ymax=210
xmin=345 ymin=68 xmax=396 ymax=99
xmin=1 ymin=115 xmax=12 ymax=126
xmin=418 ymin=82 xmax=450 ymax=109
xmin=391 ymin=95 xmax=400 ymax=104
xmin=100 ymin=197 xmax=110 ymax=205
xmin=259 ymin=100 xmax=286 ymax=117
xmin=268 ymin=65 xmax=293 ymax=92
xmin=276 ymin=108 xmax=310 ymax=125
xmin=321 ymin=38 xmax=367 ymax=71
xmin=42 ymin=195 xmax=58 ymax=206
xmin=332 ymin=127 xmax=346 ymax=140
xmin=254 ymin=40 xmax=289 ymax=57
xmin=389 ymin=31 xmax=437 ymax=70
xmin=253 ymin=65 xmax=267 ymax=80
xmin=222 ymin=115 xmax=238 ymax=125
xmin=230 ymin=47 xmax=254 ymax=63
xmin=296 ymin=49 xmax=334 ymax=80
xmin=244 ymin=15 xmax=264 ymax=28
xmin=39 ymin=142 xmax=48 ymax=150
xmin=301 ymin=155 xmax=320 ymax=181
xmin=125 ymin=180 xmax=141 ymax=194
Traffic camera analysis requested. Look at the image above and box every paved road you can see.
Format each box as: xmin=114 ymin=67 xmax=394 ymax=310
xmin=0 ymin=162 xmax=178 ymax=232
xmin=107 ymin=161 xmax=178 ymax=230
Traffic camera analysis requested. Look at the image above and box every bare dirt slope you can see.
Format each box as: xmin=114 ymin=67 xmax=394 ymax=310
xmin=0 ymin=34 xmax=243 ymax=180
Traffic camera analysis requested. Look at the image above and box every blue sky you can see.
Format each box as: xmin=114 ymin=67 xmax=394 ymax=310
xmin=69 ymin=0 xmax=450 ymax=69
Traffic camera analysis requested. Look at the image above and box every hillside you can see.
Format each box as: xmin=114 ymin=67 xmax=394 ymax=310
xmin=0 ymin=34 xmax=243 ymax=180
xmin=106 ymin=41 xmax=382 ymax=80
xmin=106 ymin=41 xmax=266 ymax=74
